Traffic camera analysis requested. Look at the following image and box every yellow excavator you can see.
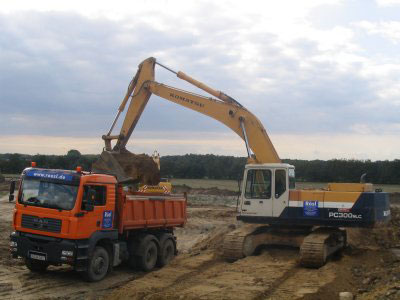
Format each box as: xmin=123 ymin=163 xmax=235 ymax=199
xmin=94 ymin=57 xmax=391 ymax=267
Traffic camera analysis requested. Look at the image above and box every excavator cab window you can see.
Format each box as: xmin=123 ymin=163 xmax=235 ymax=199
xmin=288 ymin=168 xmax=295 ymax=189
xmin=275 ymin=169 xmax=286 ymax=198
xmin=245 ymin=169 xmax=271 ymax=199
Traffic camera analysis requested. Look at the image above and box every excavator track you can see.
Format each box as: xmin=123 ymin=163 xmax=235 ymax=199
xmin=223 ymin=225 xmax=346 ymax=268
xmin=222 ymin=230 xmax=248 ymax=261
xmin=222 ymin=225 xmax=260 ymax=261
xmin=299 ymin=232 xmax=330 ymax=268
xmin=222 ymin=225 xmax=309 ymax=262
xmin=300 ymin=228 xmax=346 ymax=268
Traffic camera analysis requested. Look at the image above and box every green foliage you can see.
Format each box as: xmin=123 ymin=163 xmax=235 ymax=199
xmin=161 ymin=155 xmax=400 ymax=184
xmin=161 ymin=154 xmax=246 ymax=180
xmin=0 ymin=151 xmax=398 ymax=184
xmin=0 ymin=151 xmax=99 ymax=174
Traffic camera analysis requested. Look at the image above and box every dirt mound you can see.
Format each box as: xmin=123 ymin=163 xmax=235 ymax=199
xmin=113 ymin=151 xmax=160 ymax=184
xmin=347 ymin=207 xmax=400 ymax=249
xmin=93 ymin=149 xmax=160 ymax=184
xmin=391 ymin=192 xmax=400 ymax=204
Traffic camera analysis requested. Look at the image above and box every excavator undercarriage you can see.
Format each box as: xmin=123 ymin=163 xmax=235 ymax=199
xmin=222 ymin=225 xmax=347 ymax=268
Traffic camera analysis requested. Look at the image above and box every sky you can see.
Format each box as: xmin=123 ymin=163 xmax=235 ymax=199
xmin=0 ymin=0 xmax=399 ymax=160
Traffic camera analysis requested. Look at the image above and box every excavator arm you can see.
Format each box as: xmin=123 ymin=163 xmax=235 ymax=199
xmin=94 ymin=57 xmax=280 ymax=182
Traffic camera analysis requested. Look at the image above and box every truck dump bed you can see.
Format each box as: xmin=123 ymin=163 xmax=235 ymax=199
xmin=117 ymin=191 xmax=187 ymax=233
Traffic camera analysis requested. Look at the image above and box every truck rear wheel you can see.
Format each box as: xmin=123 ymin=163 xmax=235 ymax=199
xmin=139 ymin=240 xmax=158 ymax=272
xmin=25 ymin=259 xmax=49 ymax=273
xmin=85 ymin=246 xmax=109 ymax=282
xmin=157 ymin=238 xmax=175 ymax=267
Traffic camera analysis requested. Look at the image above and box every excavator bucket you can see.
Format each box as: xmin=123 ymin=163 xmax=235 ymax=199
xmin=92 ymin=151 xmax=131 ymax=182
xmin=92 ymin=150 xmax=160 ymax=184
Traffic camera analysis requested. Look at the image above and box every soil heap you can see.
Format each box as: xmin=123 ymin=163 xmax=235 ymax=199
xmin=92 ymin=149 xmax=160 ymax=185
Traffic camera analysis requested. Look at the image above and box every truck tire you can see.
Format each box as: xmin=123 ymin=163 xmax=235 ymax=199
xmin=84 ymin=246 xmax=109 ymax=282
xmin=157 ymin=238 xmax=175 ymax=267
xmin=25 ymin=259 xmax=49 ymax=273
xmin=139 ymin=240 xmax=158 ymax=272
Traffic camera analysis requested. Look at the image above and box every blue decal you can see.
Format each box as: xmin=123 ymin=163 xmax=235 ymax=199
xmin=26 ymin=170 xmax=73 ymax=181
xmin=102 ymin=211 xmax=113 ymax=229
xmin=303 ymin=201 xmax=319 ymax=217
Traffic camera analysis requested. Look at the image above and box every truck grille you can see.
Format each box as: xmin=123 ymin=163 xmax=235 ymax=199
xmin=21 ymin=214 xmax=62 ymax=233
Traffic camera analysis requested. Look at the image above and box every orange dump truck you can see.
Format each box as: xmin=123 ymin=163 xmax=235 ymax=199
xmin=9 ymin=166 xmax=187 ymax=281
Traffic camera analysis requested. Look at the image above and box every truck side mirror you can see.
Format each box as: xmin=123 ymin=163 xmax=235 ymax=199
xmin=84 ymin=188 xmax=96 ymax=212
xmin=9 ymin=180 xmax=16 ymax=202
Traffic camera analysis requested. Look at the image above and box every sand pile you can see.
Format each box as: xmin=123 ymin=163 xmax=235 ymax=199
xmin=112 ymin=150 xmax=160 ymax=184
xmin=92 ymin=149 xmax=160 ymax=184
xmin=346 ymin=207 xmax=400 ymax=249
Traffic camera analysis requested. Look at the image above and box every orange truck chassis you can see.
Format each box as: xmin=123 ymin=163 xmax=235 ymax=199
xmin=10 ymin=167 xmax=187 ymax=281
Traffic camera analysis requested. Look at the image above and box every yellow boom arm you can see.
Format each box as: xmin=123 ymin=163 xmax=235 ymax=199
xmin=104 ymin=57 xmax=280 ymax=164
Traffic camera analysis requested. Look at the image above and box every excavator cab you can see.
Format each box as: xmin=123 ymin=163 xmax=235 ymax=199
xmin=239 ymin=163 xmax=294 ymax=218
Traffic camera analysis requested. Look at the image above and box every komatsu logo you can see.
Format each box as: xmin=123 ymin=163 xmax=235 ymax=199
xmin=329 ymin=212 xmax=362 ymax=219
xmin=169 ymin=93 xmax=205 ymax=108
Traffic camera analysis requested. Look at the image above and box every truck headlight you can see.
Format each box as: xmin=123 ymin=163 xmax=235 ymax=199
xmin=10 ymin=241 xmax=17 ymax=247
xmin=61 ymin=250 xmax=73 ymax=257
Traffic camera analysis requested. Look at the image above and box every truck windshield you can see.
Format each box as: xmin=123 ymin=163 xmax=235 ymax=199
xmin=19 ymin=178 xmax=78 ymax=210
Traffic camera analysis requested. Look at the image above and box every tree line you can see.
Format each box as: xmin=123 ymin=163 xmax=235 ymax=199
xmin=0 ymin=151 xmax=399 ymax=184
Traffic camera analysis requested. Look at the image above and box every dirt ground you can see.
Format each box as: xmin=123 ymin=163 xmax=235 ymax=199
xmin=0 ymin=192 xmax=399 ymax=300
xmin=110 ymin=204 xmax=400 ymax=300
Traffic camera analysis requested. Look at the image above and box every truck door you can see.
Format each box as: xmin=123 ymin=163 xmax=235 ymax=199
xmin=78 ymin=185 xmax=110 ymax=238
xmin=273 ymin=169 xmax=288 ymax=217
xmin=240 ymin=169 xmax=273 ymax=217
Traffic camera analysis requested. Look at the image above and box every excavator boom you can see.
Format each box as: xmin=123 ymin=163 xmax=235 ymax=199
xmin=93 ymin=57 xmax=280 ymax=183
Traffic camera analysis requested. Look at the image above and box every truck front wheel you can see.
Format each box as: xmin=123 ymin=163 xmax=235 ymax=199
xmin=139 ymin=240 xmax=158 ymax=272
xmin=85 ymin=246 xmax=109 ymax=282
xmin=25 ymin=259 xmax=49 ymax=273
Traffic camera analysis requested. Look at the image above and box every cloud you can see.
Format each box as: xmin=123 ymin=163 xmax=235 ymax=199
xmin=355 ymin=20 xmax=400 ymax=43
xmin=376 ymin=0 xmax=400 ymax=6
xmin=0 ymin=1 xmax=399 ymax=159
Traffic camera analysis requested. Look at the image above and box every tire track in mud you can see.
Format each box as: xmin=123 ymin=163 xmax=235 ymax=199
xmin=111 ymin=239 xmax=339 ymax=300
xmin=253 ymin=264 xmax=301 ymax=300
xmin=111 ymin=249 xmax=303 ymax=300
xmin=276 ymin=268 xmax=336 ymax=299
xmin=0 ymin=263 xmax=142 ymax=300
